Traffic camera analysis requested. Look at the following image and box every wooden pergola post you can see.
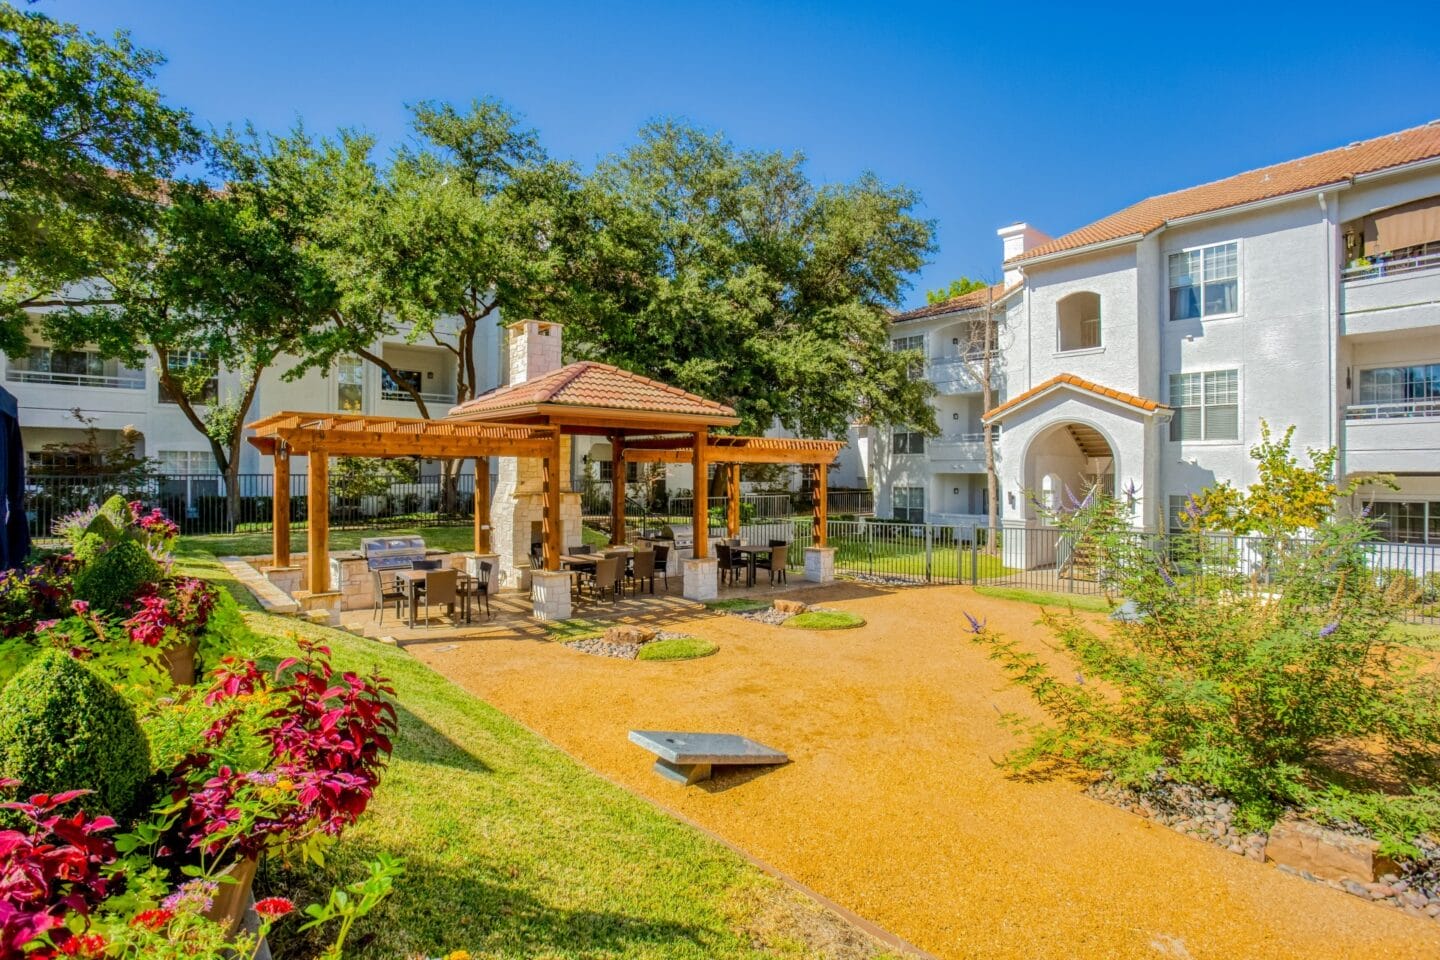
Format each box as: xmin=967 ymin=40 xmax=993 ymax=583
xmin=542 ymin=433 xmax=562 ymax=571
xmin=306 ymin=453 xmax=329 ymax=592
xmin=691 ymin=430 xmax=708 ymax=558
xmin=813 ymin=462 xmax=828 ymax=547
xmin=272 ymin=446 xmax=290 ymax=567
xmin=726 ymin=463 xmax=741 ymax=540
xmin=473 ymin=456 xmax=491 ymax=554
xmin=610 ymin=433 xmax=626 ymax=546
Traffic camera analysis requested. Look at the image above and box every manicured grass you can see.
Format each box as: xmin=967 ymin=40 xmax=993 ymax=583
xmin=173 ymin=546 xmax=887 ymax=960
xmin=704 ymin=599 xmax=771 ymax=613
xmin=1386 ymin=621 xmax=1440 ymax=649
xmin=637 ymin=636 xmax=719 ymax=661
xmin=828 ymin=534 xmax=1012 ymax=581
xmin=182 ymin=522 xmax=611 ymax=558
xmin=784 ymin=611 xmax=866 ymax=630
xmin=545 ymin=618 xmax=610 ymax=642
xmin=972 ymin=585 xmax=1114 ymax=613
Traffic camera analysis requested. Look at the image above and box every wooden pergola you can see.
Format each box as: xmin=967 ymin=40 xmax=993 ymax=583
xmin=247 ymin=362 xmax=845 ymax=597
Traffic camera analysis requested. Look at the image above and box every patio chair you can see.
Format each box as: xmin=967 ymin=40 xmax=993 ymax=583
xmin=715 ymin=543 xmax=741 ymax=587
xmin=768 ymin=538 xmax=788 ymax=548
xmin=652 ymin=544 xmax=671 ymax=591
xmin=626 ymin=549 xmax=656 ymax=595
xmin=755 ymin=543 xmax=788 ymax=585
xmin=370 ymin=569 xmax=407 ymax=624
xmin=585 ymin=555 xmax=624 ymax=602
xmin=415 ymin=569 xmax=459 ymax=628
xmin=572 ymin=544 xmax=594 ymax=555
xmin=459 ymin=561 xmax=492 ymax=621
xmin=529 ymin=543 xmax=545 ymax=569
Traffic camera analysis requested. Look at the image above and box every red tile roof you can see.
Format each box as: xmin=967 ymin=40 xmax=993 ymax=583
xmin=890 ymin=283 xmax=1013 ymax=323
xmin=447 ymin=361 xmax=737 ymax=420
xmin=1011 ymin=121 xmax=1440 ymax=264
xmin=983 ymin=373 xmax=1166 ymax=422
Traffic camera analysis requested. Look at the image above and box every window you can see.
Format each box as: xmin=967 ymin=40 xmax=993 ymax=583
xmin=891 ymin=335 xmax=925 ymax=379
xmin=597 ymin=459 xmax=639 ymax=483
xmin=157 ymin=450 xmax=216 ymax=474
xmin=158 ymin=351 xmax=218 ymax=405
xmin=892 ymin=429 xmax=925 ymax=454
xmin=338 ymin=357 xmax=364 ymax=412
xmin=1056 ymin=291 xmax=1101 ymax=351
xmin=1357 ymin=364 xmax=1440 ymax=406
xmin=1169 ymin=241 xmax=1239 ymax=320
xmin=1370 ymin=501 xmax=1440 ymax=544
xmin=894 ymin=486 xmax=925 ymax=523
xmin=27 ymin=450 xmax=100 ymax=472
xmin=1167 ymin=494 xmax=1197 ymax=532
xmin=1169 ymin=370 xmax=1239 ymax=441
xmin=7 ymin=346 xmax=143 ymax=389
xmin=381 ymin=368 xmax=423 ymax=401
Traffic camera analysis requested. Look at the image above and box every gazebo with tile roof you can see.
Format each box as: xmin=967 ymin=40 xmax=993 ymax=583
xmin=246 ymin=320 xmax=844 ymax=614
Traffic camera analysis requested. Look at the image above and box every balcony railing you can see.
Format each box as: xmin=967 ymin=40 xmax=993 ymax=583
xmin=1345 ymin=400 xmax=1440 ymax=420
xmin=380 ymin=389 xmax=458 ymax=405
xmin=1343 ymin=249 xmax=1440 ymax=282
xmin=6 ymin=369 xmax=144 ymax=390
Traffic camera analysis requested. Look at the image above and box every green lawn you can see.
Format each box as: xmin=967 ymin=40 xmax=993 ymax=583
xmin=972 ymin=585 xmax=1114 ymax=613
xmin=784 ymin=611 xmax=866 ymax=630
xmin=828 ymin=534 xmax=1012 ymax=581
xmin=182 ymin=522 xmax=610 ymax=558
xmin=637 ymin=636 xmax=719 ymax=661
xmin=174 ymin=542 xmax=886 ymax=960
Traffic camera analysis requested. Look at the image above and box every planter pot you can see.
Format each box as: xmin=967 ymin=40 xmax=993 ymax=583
xmin=160 ymin=638 xmax=199 ymax=686
xmin=203 ymin=854 xmax=258 ymax=937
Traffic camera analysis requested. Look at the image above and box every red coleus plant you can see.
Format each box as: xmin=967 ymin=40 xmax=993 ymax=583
xmin=0 ymin=782 xmax=119 ymax=960
xmin=167 ymin=638 xmax=397 ymax=863
xmin=121 ymin=577 xmax=216 ymax=647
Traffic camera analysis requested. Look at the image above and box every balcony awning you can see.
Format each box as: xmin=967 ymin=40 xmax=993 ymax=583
xmin=1363 ymin=195 xmax=1440 ymax=256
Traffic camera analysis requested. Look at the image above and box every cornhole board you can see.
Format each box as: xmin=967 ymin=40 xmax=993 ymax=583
xmin=628 ymin=730 xmax=788 ymax=785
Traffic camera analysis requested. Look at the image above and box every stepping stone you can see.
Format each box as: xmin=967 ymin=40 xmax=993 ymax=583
xmin=628 ymin=730 xmax=788 ymax=785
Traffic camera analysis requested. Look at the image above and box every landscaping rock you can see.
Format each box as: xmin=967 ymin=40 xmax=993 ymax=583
xmin=772 ymin=599 xmax=809 ymax=615
xmin=1265 ymin=816 xmax=1398 ymax=884
xmin=604 ymin=625 xmax=657 ymax=645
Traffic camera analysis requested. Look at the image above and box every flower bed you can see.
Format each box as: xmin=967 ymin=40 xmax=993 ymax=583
xmin=0 ymin=496 xmax=404 ymax=958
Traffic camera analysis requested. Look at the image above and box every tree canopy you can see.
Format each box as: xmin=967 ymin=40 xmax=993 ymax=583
xmin=925 ymin=276 xmax=989 ymax=304
xmin=560 ymin=121 xmax=938 ymax=437
xmin=0 ymin=3 xmax=195 ymax=353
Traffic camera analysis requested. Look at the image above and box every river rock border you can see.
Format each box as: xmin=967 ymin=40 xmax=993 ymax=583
xmin=1089 ymin=776 xmax=1440 ymax=921
xmin=566 ymin=630 xmax=696 ymax=660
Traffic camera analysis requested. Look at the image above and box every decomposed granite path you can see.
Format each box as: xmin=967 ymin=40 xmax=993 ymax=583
xmin=408 ymin=582 xmax=1440 ymax=960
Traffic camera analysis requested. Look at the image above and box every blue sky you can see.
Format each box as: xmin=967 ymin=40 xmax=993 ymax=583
xmin=53 ymin=0 xmax=1440 ymax=308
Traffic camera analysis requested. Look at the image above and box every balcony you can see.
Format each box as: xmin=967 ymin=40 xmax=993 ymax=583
xmin=6 ymin=369 xmax=144 ymax=390
xmin=926 ymin=432 xmax=990 ymax=471
xmin=924 ymin=354 xmax=999 ymax=395
xmin=1341 ymin=249 xmax=1440 ymax=338
xmin=1343 ymin=400 xmax=1440 ymax=475
xmin=380 ymin=388 xmax=457 ymax=405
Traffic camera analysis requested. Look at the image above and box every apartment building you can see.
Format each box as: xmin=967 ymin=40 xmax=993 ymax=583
xmin=3 ymin=312 xmax=505 ymax=476
xmin=983 ymin=121 xmax=1440 ymax=559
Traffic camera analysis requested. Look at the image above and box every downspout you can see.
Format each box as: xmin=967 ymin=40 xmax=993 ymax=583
xmin=1320 ymin=191 xmax=1337 ymax=465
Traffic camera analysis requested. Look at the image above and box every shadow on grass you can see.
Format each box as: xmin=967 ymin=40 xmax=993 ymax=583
xmin=391 ymin=703 xmax=493 ymax=775
xmin=263 ymin=840 xmax=729 ymax=960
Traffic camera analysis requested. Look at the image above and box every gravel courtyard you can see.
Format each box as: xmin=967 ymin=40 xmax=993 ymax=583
xmin=407 ymin=582 xmax=1440 ymax=960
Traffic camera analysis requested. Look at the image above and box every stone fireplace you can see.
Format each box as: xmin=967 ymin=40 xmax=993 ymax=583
xmin=489 ymin=320 xmax=582 ymax=590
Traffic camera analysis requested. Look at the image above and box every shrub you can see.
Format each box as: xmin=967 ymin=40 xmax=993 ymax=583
xmin=73 ymin=538 xmax=161 ymax=612
xmin=0 ymin=554 xmax=75 ymax=638
xmin=0 ymin=650 xmax=153 ymax=824
xmin=968 ymin=489 xmax=1440 ymax=850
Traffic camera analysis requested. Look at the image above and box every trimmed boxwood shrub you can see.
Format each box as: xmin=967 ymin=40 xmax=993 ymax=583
xmin=72 ymin=538 xmax=160 ymax=612
xmin=0 ymin=650 xmax=152 ymax=822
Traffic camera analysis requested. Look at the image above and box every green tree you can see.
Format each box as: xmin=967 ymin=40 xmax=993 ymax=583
xmin=44 ymin=148 xmax=333 ymax=526
xmin=925 ymin=276 xmax=988 ymax=304
xmin=0 ymin=3 xmax=196 ymax=353
xmin=567 ymin=120 xmax=938 ymax=438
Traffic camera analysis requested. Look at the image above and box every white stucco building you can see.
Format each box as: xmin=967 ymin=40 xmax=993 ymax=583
xmin=983 ymin=120 xmax=1440 ymax=554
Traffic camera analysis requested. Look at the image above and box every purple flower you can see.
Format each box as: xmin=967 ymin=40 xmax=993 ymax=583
xmin=1156 ymin=562 xmax=1176 ymax=588
xmin=962 ymin=611 xmax=986 ymax=635
xmin=162 ymin=878 xmax=218 ymax=914
xmin=1319 ymin=621 xmax=1339 ymax=637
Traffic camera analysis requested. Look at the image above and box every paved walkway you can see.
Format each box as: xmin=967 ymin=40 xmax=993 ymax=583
xmin=408 ymin=582 xmax=1440 ymax=960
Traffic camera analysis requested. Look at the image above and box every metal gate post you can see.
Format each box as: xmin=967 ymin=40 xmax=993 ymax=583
xmin=867 ymin=521 xmax=874 ymax=576
xmin=924 ymin=524 xmax=933 ymax=582
xmin=971 ymin=532 xmax=979 ymax=585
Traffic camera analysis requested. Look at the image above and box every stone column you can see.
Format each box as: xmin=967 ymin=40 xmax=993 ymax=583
xmin=682 ymin=556 xmax=719 ymax=601
xmin=531 ymin=569 xmax=573 ymax=621
xmin=804 ymin=546 xmax=836 ymax=584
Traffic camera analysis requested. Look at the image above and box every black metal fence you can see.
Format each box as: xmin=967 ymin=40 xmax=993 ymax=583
xmin=25 ymin=472 xmax=492 ymax=541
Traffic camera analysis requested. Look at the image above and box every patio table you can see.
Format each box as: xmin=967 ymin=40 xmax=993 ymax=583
xmin=729 ymin=544 xmax=775 ymax=588
xmin=394 ymin=568 xmax=477 ymax=627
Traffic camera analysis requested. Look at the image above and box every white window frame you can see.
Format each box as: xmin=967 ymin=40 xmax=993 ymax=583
xmin=1354 ymin=362 xmax=1440 ymax=406
xmin=337 ymin=356 xmax=365 ymax=412
xmin=1367 ymin=499 xmax=1440 ymax=545
xmin=891 ymin=334 xmax=925 ymax=379
xmin=1168 ymin=240 xmax=1242 ymax=322
xmin=1168 ymin=368 xmax=1240 ymax=443
xmin=891 ymin=429 xmax=926 ymax=455
xmin=893 ymin=485 xmax=925 ymax=523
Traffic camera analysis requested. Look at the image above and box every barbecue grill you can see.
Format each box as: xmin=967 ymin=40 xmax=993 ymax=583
xmin=360 ymin=535 xmax=428 ymax=571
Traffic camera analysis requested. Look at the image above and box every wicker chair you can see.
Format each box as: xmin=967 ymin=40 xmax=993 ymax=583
xmin=715 ymin=543 xmax=741 ymax=587
xmin=415 ymin=569 xmax=459 ymax=628
xmin=755 ymin=544 xmax=788 ymax=585
xmin=626 ymin=549 xmax=656 ymax=595
xmin=585 ymin=555 xmax=624 ymax=602
xmin=370 ymin=569 xmax=407 ymax=624
xmin=652 ymin=544 xmax=671 ymax=591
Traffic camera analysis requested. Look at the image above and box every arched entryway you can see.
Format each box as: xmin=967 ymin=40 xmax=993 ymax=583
xmin=1022 ymin=420 xmax=1116 ymax=521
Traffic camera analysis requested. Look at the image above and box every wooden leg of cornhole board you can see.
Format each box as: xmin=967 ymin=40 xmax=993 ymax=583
xmin=654 ymin=759 xmax=713 ymax=784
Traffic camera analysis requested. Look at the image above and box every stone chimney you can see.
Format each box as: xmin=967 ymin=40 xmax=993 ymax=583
xmin=997 ymin=222 xmax=1053 ymax=289
xmin=507 ymin=320 xmax=562 ymax=384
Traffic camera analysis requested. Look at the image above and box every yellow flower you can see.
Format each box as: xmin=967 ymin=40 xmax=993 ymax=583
xmin=276 ymin=779 xmax=295 ymax=792
xmin=444 ymin=952 xmax=472 ymax=960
